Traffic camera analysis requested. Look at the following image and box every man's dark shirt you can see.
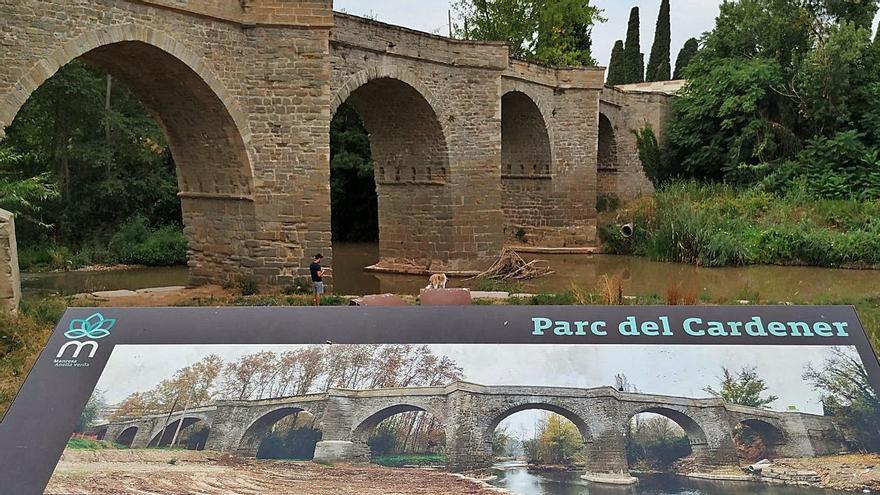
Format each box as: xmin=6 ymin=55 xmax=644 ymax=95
xmin=310 ymin=262 xmax=323 ymax=282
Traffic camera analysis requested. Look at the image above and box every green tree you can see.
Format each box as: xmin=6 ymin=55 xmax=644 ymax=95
xmin=607 ymin=40 xmax=626 ymax=85
xmin=454 ymin=0 xmax=605 ymax=66
xmin=819 ymin=0 xmax=880 ymax=29
xmin=804 ymin=347 xmax=880 ymax=451
xmin=0 ymin=146 xmax=57 ymax=226
xmin=330 ymin=104 xmax=378 ymax=243
xmin=2 ymin=61 xmax=183 ymax=261
xmin=704 ymin=366 xmax=779 ymax=409
xmin=526 ymin=413 xmax=585 ymax=465
xmin=646 ymin=0 xmax=672 ymax=81
xmin=673 ymin=38 xmax=699 ymax=79
xmin=623 ymin=6 xmax=645 ymax=83
xmin=75 ymin=390 xmax=105 ymax=434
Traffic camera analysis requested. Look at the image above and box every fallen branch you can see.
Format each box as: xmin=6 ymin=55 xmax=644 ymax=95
xmin=469 ymin=247 xmax=554 ymax=281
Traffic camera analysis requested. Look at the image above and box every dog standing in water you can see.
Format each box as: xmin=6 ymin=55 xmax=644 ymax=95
xmin=426 ymin=273 xmax=448 ymax=289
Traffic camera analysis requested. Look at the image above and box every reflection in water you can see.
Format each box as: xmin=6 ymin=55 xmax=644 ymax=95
xmin=330 ymin=243 xmax=880 ymax=302
xmin=490 ymin=467 xmax=844 ymax=495
xmin=21 ymin=242 xmax=880 ymax=301
xmin=21 ymin=265 xmax=189 ymax=296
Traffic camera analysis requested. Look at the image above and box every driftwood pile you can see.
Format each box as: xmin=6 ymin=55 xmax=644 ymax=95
xmin=471 ymin=247 xmax=553 ymax=281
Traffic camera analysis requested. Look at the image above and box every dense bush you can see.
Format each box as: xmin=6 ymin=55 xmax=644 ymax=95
xmin=108 ymin=216 xmax=187 ymax=266
xmin=661 ymin=0 xmax=880 ymax=199
xmin=600 ymin=182 xmax=880 ymax=268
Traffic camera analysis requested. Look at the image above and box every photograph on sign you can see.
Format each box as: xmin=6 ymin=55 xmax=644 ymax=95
xmin=43 ymin=341 xmax=879 ymax=494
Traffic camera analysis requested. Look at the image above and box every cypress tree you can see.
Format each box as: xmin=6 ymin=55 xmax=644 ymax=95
xmin=623 ymin=7 xmax=644 ymax=83
xmin=673 ymin=38 xmax=699 ymax=79
xmin=606 ymin=40 xmax=626 ymax=85
xmin=646 ymin=0 xmax=671 ymax=82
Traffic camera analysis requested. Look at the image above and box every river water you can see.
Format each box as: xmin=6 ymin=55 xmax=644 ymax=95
xmin=21 ymin=242 xmax=880 ymax=301
xmin=489 ymin=466 xmax=843 ymax=495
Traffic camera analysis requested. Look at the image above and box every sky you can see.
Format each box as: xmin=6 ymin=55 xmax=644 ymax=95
xmin=333 ymin=1 xmax=880 ymax=70
xmin=96 ymin=343 xmax=857 ymax=439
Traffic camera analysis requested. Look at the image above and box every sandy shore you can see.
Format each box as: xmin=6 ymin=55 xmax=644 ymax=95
xmin=45 ymin=451 xmax=504 ymax=495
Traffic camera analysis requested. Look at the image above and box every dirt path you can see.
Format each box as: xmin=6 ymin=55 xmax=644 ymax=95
xmin=45 ymin=452 xmax=505 ymax=495
xmin=773 ymin=454 xmax=880 ymax=492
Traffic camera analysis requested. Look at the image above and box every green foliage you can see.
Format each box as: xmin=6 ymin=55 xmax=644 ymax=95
xmin=371 ymin=454 xmax=447 ymax=467
xmin=666 ymin=57 xmax=795 ymax=183
xmin=606 ymin=40 xmax=626 ymax=85
xmin=626 ymin=416 xmax=691 ymax=470
xmin=75 ymin=391 xmax=105 ymax=434
xmin=646 ymin=0 xmax=671 ymax=82
xmin=595 ymin=194 xmax=619 ymax=212
xmin=662 ymin=0 xmax=880 ymax=198
xmin=524 ymin=413 xmax=586 ymax=465
xmin=633 ymin=126 xmax=664 ymax=187
xmin=766 ymin=131 xmax=880 ymax=200
xmin=66 ymin=438 xmax=126 ymax=450
xmin=622 ymin=7 xmax=644 ymax=84
xmin=804 ymin=347 xmax=880 ymax=451
xmin=600 ymin=182 xmax=880 ymax=269
xmin=330 ymin=104 xmax=378 ymax=243
xmin=0 ymin=146 xmax=58 ymax=227
xmin=453 ymin=0 xmax=605 ymax=66
xmin=283 ymin=278 xmax=312 ymax=295
xmin=3 ymin=62 xmax=182 ymax=252
xmin=108 ymin=216 xmax=187 ymax=266
xmin=704 ymin=366 xmax=779 ymax=408
xmin=673 ymin=38 xmax=699 ymax=79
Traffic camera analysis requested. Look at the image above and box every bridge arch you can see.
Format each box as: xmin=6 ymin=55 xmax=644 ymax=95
xmin=237 ymin=406 xmax=321 ymax=457
xmin=501 ymin=90 xmax=553 ymax=177
xmin=148 ymin=415 xmax=211 ymax=449
xmin=115 ymin=426 xmax=139 ymax=447
xmin=351 ymin=402 xmax=446 ymax=442
xmin=627 ymin=406 xmax=709 ymax=447
xmin=736 ymin=418 xmax=786 ymax=460
xmin=0 ymin=25 xmax=256 ymax=285
xmin=330 ymin=68 xmax=454 ymax=267
xmin=487 ymin=402 xmax=593 ymax=445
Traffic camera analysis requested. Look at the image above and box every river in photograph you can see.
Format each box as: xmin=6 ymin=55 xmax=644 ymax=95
xmin=489 ymin=465 xmax=844 ymax=495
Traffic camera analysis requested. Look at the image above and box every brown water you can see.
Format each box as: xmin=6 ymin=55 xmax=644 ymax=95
xmin=21 ymin=243 xmax=880 ymax=302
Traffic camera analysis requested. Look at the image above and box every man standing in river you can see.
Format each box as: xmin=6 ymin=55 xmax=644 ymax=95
xmin=310 ymin=253 xmax=325 ymax=306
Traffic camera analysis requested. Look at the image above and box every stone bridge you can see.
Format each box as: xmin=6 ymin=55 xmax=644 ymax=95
xmin=1 ymin=0 xmax=672 ymax=289
xmin=95 ymin=381 xmax=845 ymax=478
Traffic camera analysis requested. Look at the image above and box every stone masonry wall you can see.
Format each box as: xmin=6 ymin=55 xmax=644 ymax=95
xmin=599 ymin=85 xmax=677 ymax=201
xmin=330 ymin=13 xmax=508 ymax=271
xmin=0 ymin=209 xmax=20 ymax=312
xmin=1 ymin=1 xmax=675 ymax=287
xmin=502 ymin=61 xmax=605 ymax=247
xmin=0 ymin=0 xmax=333 ymax=288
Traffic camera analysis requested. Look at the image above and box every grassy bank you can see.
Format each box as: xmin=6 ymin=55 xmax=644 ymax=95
xmin=67 ymin=438 xmax=127 ymax=450
xmin=599 ymin=182 xmax=880 ymax=269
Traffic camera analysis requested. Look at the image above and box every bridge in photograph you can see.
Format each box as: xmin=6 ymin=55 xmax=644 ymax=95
xmin=94 ymin=381 xmax=846 ymax=477
xmin=0 ymin=0 xmax=677 ymax=294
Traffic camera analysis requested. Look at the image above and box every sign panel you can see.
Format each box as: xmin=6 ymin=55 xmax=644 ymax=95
xmin=1 ymin=306 xmax=879 ymax=494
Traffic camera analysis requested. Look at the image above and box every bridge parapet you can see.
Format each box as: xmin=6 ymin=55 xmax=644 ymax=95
xmin=137 ymin=0 xmax=333 ymax=27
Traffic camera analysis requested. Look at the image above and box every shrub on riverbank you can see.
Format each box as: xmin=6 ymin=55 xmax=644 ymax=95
xmin=66 ymin=438 xmax=126 ymax=450
xmin=19 ymin=217 xmax=187 ymax=271
xmin=599 ymin=182 xmax=880 ymax=269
